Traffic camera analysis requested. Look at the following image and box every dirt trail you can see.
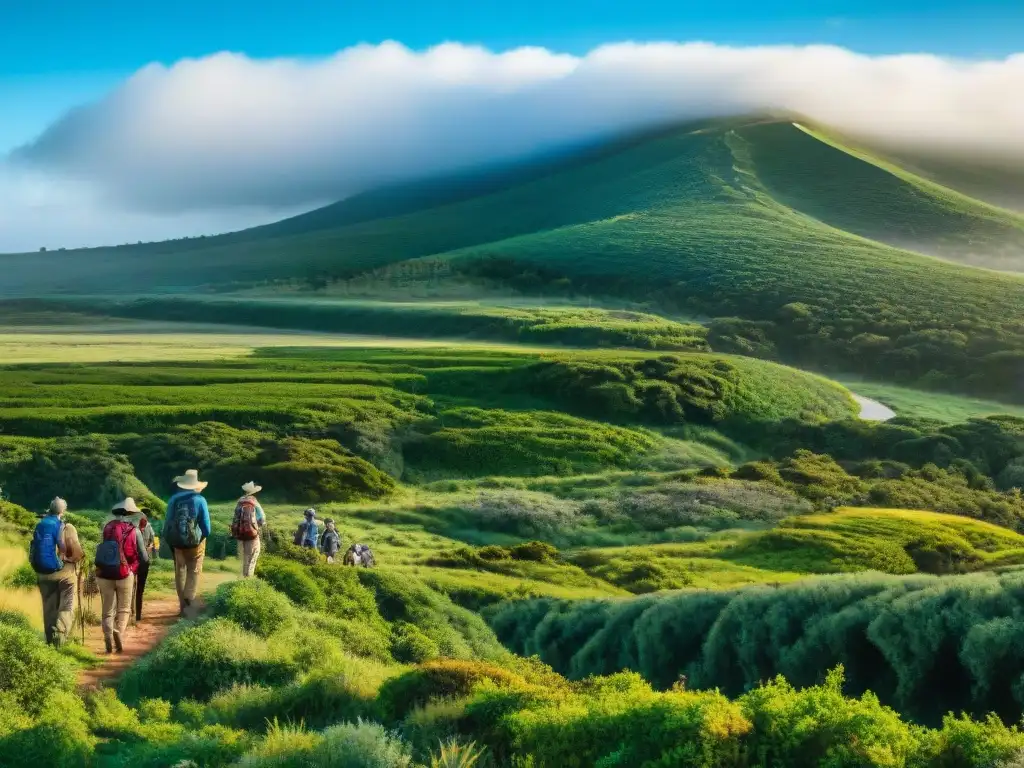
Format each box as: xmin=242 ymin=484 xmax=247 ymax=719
xmin=78 ymin=596 xmax=202 ymax=690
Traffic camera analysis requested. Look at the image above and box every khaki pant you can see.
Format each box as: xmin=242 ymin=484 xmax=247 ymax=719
xmin=97 ymin=573 xmax=135 ymax=642
xmin=239 ymin=537 xmax=261 ymax=578
xmin=38 ymin=575 xmax=75 ymax=647
xmin=173 ymin=542 xmax=206 ymax=611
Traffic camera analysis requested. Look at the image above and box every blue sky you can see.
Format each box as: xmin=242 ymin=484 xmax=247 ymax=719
xmin=2 ymin=0 xmax=1022 ymax=152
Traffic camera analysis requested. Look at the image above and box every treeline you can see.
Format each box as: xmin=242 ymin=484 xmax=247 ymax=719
xmin=486 ymin=569 xmax=1024 ymax=727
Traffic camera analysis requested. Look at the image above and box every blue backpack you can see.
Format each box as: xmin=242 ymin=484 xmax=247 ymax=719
xmin=30 ymin=516 xmax=64 ymax=574
xmin=166 ymin=494 xmax=202 ymax=548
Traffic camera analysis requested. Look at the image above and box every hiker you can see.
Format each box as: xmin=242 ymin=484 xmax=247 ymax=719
xmin=95 ymin=498 xmax=148 ymax=653
xmin=294 ymin=508 xmax=319 ymax=549
xmin=232 ymin=481 xmax=266 ymax=577
xmin=32 ymin=497 xmax=85 ymax=647
xmin=135 ymin=514 xmax=156 ymax=622
xmin=343 ymin=543 xmax=376 ymax=567
xmin=163 ymin=469 xmax=211 ymax=616
xmin=319 ymin=518 xmax=341 ymax=563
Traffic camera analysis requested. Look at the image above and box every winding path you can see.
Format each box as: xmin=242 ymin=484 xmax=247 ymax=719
xmin=77 ymin=596 xmax=202 ymax=690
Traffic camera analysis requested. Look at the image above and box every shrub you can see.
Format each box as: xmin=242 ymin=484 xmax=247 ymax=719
xmin=358 ymin=570 xmax=508 ymax=662
xmin=207 ymin=656 xmax=390 ymax=732
xmin=118 ymin=619 xmax=299 ymax=703
xmin=306 ymin=612 xmax=393 ymax=662
xmin=0 ymin=610 xmax=34 ymax=632
xmin=137 ymin=697 xmax=172 ymax=724
xmin=429 ymin=738 xmax=487 ymax=768
xmin=464 ymin=491 xmax=585 ymax=539
xmin=2 ymin=562 xmax=35 ymax=588
xmin=378 ymin=660 xmax=526 ymax=722
xmin=210 ymin=579 xmax=296 ymax=638
xmin=507 ymin=541 xmax=558 ymax=563
xmin=0 ymin=500 xmax=36 ymax=530
xmin=391 ymin=622 xmax=441 ymax=664
xmin=256 ymin=556 xmax=327 ymax=611
xmin=0 ymin=689 xmax=95 ymax=768
xmin=739 ymin=667 xmax=917 ymax=767
xmin=237 ymin=719 xmax=414 ymax=768
xmin=0 ymin=623 xmax=76 ymax=714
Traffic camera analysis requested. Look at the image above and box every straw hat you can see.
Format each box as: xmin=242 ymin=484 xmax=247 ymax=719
xmin=112 ymin=497 xmax=141 ymax=515
xmin=173 ymin=469 xmax=208 ymax=492
xmin=241 ymin=481 xmax=263 ymax=495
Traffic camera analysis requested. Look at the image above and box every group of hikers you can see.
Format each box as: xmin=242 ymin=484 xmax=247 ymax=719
xmin=30 ymin=468 xmax=374 ymax=653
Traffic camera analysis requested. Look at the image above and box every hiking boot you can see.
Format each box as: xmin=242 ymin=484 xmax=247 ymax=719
xmin=104 ymin=637 xmax=113 ymax=654
xmin=112 ymin=631 xmax=123 ymax=654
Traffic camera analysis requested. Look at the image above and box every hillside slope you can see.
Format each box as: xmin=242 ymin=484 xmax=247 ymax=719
xmin=4 ymin=119 xmax=1024 ymax=399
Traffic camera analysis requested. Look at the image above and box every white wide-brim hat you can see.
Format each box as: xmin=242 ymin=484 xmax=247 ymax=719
xmin=112 ymin=497 xmax=141 ymax=514
xmin=241 ymin=481 xmax=263 ymax=495
xmin=174 ymin=469 xmax=208 ymax=492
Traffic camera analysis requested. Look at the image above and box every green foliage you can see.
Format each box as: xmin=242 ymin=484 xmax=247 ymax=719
xmin=236 ymin=719 xmax=414 ymax=768
xmin=210 ymin=579 xmax=296 ymax=637
xmin=403 ymin=407 xmax=659 ymax=478
xmin=429 ymin=738 xmax=486 ymax=768
xmin=4 ymin=561 xmax=36 ymax=588
xmin=0 ymin=623 xmax=76 ymax=714
xmin=206 ymin=657 xmax=391 ymax=732
xmin=0 ymin=499 xmax=36 ymax=530
xmin=487 ymin=563 xmax=1024 ymax=726
xmin=118 ymin=619 xmax=300 ymax=704
xmin=358 ymin=569 xmax=509 ymax=663
xmin=378 ymin=659 xmax=527 ymax=722
xmin=256 ymin=556 xmax=328 ymax=611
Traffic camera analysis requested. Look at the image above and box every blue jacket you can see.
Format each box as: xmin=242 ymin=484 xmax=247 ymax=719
xmin=164 ymin=490 xmax=211 ymax=541
xmin=301 ymin=520 xmax=319 ymax=548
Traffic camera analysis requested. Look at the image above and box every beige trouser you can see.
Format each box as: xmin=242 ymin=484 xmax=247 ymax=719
xmin=173 ymin=542 xmax=206 ymax=610
xmin=239 ymin=537 xmax=262 ymax=577
xmin=38 ymin=574 xmax=76 ymax=647
xmin=97 ymin=573 xmax=135 ymax=641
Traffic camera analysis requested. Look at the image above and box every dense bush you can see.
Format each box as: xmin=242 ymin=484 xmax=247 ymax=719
xmin=256 ymin=556 xmax=328 ymax=612
xmin=0 ymin=435 xmax=162 ymax=511
xmin=210 ymin=579 xmax=296 ymax=637
xmin=378 ymin=659 xmax=526 ymax=722
xmin=236 ymin=719 xmax=414 ymax=768
xmin=206 ymin=656 xmax=391 ymax=732
xmin=0 ymin=623 xmax=76 ymax=714
xmin=487 ymin=568 xmax=1024 ymax=726
xmin=358 ymin=570 xmax=509 ymax=663
xmin=118 ymin=619 xmax=299 ymax=703
xmin=0 ymin=499 xmax=36 ymax=530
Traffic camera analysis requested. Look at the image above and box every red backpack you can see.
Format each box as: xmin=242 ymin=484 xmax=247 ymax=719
xmin=96 ymin=520 xmax=140 ymax=580
xmin=231 ymin=497 xmax=259 ymax=541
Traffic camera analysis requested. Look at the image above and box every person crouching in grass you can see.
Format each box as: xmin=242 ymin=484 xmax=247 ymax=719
xmin=32 ymin=497 xmax=84 ymax=647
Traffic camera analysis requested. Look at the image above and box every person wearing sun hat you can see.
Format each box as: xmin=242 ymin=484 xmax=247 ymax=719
xmin=33 ymin=497 xmax=85 ymax=647
xmin=95 ymin=498 xmax=149 ymax=653
xmin=232 ymin=481 xmax=266 ymax=578
xmin=163 ymin=470 xmax=211 ymax=617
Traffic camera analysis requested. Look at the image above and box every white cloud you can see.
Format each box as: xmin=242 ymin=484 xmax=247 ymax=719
xmin=4 ymin=40 xmax=1024 ymax=250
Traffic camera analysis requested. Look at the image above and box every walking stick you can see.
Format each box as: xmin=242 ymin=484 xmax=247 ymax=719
xmin=130 ymin=576 xmax=138 ymax=628
xmin=77 ymin=565 xmax=85 ymax=645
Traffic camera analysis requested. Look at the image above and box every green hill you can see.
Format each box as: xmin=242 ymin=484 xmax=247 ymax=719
xmin=4 ymin=117 xmax=1024 ymax=399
